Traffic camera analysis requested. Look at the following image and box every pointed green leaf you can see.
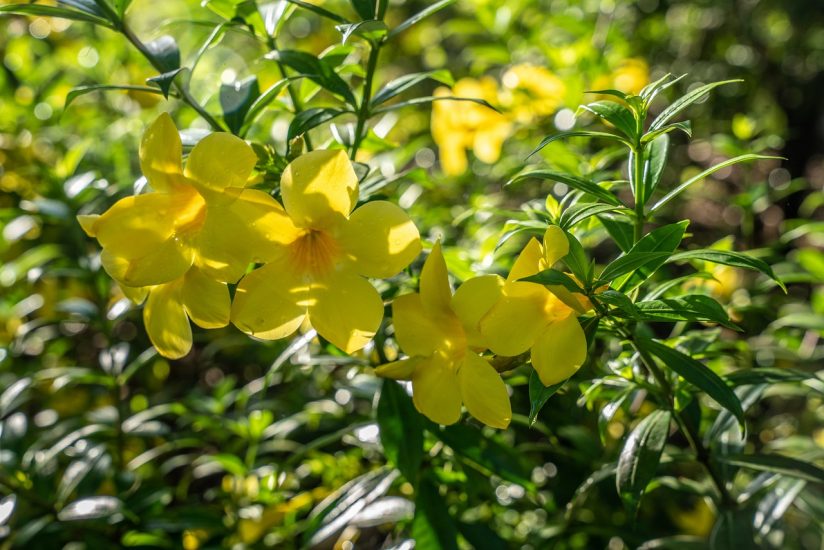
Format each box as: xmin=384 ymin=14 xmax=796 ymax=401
xmin=649 ymin=79 xmax=742 ymax=131
xmin=579 ymin=101 xmax=638 ymax=141
xmin=667 ymin=248 xmax=785 ymax=291
xmin=266 ymin=49 xmax=357 ymax=106
xmin=377 ymin=380 xmax=423 ymax=485
xmin=616 ymin=410 xmax=671 ymax=514
xmin=220 ymin=76 xmax=259 ymax=135
xmin=507 ymin=170 xmax=622 ymax=206
xmin=371 ymin=70 xmax=454 ymax=108
xmin=719 ymin=454 xmax=824 ymax=484
xmin=528 ymin=130 xmax=631 ymax=159
xmin=388 ymin=0 xmax=455 ymax=40
xmin=287 ymin=108 xmax=349 ymax=141
xmin=527 ymin=371 xmax=565 ymax=426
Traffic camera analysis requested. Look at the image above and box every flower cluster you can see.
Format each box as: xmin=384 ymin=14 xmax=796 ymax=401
xmin=80 ymin=114 xmax=592 ymax=429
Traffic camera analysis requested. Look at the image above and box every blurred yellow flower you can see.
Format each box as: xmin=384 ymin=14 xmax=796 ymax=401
xmin=230 ymin=149 xmax=421 ymax=354
xmin=431 ymin=77 xmax=511 ymax=176
xmin=479 ymin=226 xmax=589 ymax=386
xmin=78 ymin=113 xmax=286 ymax=287
xmin=376 ymin=242 xmax=512 ymax=428
xmin=592 ymin=58 xmax=650 ymax=96
xmin=501 ymin=64 xmax=567 ymax=123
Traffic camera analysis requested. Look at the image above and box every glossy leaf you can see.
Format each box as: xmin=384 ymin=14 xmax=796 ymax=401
xmin=579 ymin=100 xmax=638 ymax=141
xmin=266 ymin=50 xmax=357 ymax=106
xmin=220 ymin=76 xmax=259 ymax=135
xmin=528 ymin=130 xmax=631 ymax=159
xmin=719 ymin=453 xmax=824 ymax=484
xmin=649 ymin=79 xmax=742 ymax=132
xmin=616 ymin=410 xmax=671 ymax=513
xmin=528 ymin=371 xmax=565 ymax=426
xmin=371 ymin=70 xmax=454 ymax=108
xmin=667 ymin=248 xmax=785 ymax=291
xmin=287 ymin=107 xmax=349 ymax=141
xmin=508 ymin=169 xmax=622 ymax=206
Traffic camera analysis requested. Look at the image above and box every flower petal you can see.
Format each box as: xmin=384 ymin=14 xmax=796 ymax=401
xmin=308 ymin=268 xmax=384 ymax=353
xmin=451 ymin=275 xmax=505 ymax=349
xmin=101 ymin=241 xmax=193 ymax=288
xmin=543 ymin=225 xmax=569 ymax=266
xmin=93 ymin=193 xmax=180 ymax=260
xmin=338 ymin=200 xmax=421 ymax=278
xmin=184 ymin=132 xmax=257 ymax=192
xmin=420 ymin=241 xmax=452 ymax=315
xmin=458 ymin=352 xmax=511 ymax=429
xmin=507 ymin=237 xmax=544 ymax=282
xmin=479 ymin=281 xmax=550 ymax=356
xmin=140 ymin=113 xmax=183 ymax=192
xmin=411 ymin=353 xmax=462 ymax=425
xmin=230 ymin=262 xmax=307 ymax=340
xmin=437 ymin=135 xmax=468 ymax=176
xmin=182 ymin=268 xmax=230 ymax=329
xmin=195 ymin=190 xmax=298 ymax=282
xmin=375 ymin=358 xmax=420 ymax=380
xmin=392 ymin=293 xmax=444 ymax=357
xmin=530 ymin=312 xmax=587 ymax=386
xmin=281 ymin=149 xmax=358 ymax=228
xmin=144 ymin=279 xmax=192 ymax=359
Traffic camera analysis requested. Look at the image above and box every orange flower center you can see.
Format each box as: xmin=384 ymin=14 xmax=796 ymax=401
xmin=290 ymin=229 xmax=340 ymax=276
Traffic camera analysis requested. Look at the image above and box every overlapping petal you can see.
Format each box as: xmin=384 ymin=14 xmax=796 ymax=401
xmin=411 ymin=353 xmax=462 ymax=426
xmin=100 ymin=239 xmax=193 ymax=288
xmin=139 ymin=113 xmax=182 ymax=192
xmin=281 ymin=149 xmax=358 ymax=228
xmin=184 ymin=132 xmax=257 ymax=193
xmin=458 ymin=353 xmax=512 ymax=429
xmin=231 ymin=262 xmax=308 ymax=340
xmin=451 ymin=274 xmax=504 ymax=349
xmin=391 ymin=293 xmax=444 ymax=357
xmin=480 ymin=281 xmax=551 ymax=357
xmin=181 ymin=268 xmax=230 ymax=329
xmin=507 ymin=237 xmax=544 ymax=282
xmin=543 ymin=225 xmax=570 ymax=265
xmin=530 ymin=313 xmax=587 ymax=386
xmin=144 ymin=279 xmax=192 ymax=360
xmin=338 ymin=201 xmax=421 ymax=278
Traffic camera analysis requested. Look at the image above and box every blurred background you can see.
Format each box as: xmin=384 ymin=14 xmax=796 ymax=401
xmin=1 ymin=0 xmax=822 ymax=548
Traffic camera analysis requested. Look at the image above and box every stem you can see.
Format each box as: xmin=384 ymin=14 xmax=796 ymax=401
xmin=629 ymin=337 xmax=736 ymax=507
xmin=350 ymin=41 xmax=382 ymax=160
xmin=120 ymin=24 xmax=226 ymax=132
xmin=632 ymin=145 xmax=646 ymax=242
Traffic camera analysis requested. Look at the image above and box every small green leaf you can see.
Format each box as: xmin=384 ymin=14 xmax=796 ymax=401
xmin=65 ymin=84 xmax=169 ymax=109
xmin=563 ymin=230 xmax=592 ymax=284
xmin=616 ymin=410 xmax=671 ymax=514
xmin=145 ymin=35 xmax=181 ymax=72
xmin=528 ymin=371 xmax=565 ymax=425
xmin=596 ymin=290 xmax=639 ymax=318
xmin=507 ymin=170 xmax=622 ymax=206
xmin=336 ymin=19 xmax=387 ymax=44
xmin=266 ymin=50 xmax=357 ymax=106
xmin=560 ymin=203 xmax=623 ymax=230
xmin=643 ymin=133 xmax=669 ymax=199
xmin=642 ymin=120 xmax=692 ymax=143
xmin=0 ymin=4 xmax=114 ymax=27
xmin=638 ymin=338 xmax=746 ymax=431
xmin=287 ymin=107 xmax=349 ymax=141
xmin=578 ymin=101 xmax=638 ymax=141
xmin=377 ymin=380 xmax=423 ymax=485
xmin=719 ymin=453 xmax=824 ymax=484
xmin=371 ymin=70 xmax=454 ymax=108
xmin=528 ymin=130 xmax=631 ymax=159
xmin=649 ymin=79 xmax=742 ymax=132
xmin=146 ymin=68 xmax=186 ymax=99
xmin=242 ymin=77 xmax=301 ymax=133
xmin=220 ymin=76 xmax=259 ymax=135
xmin=667 ymin=248 xmax=785 ymax=291
xmin=371 ymin=95 xmax=497 ymax=115
xmin=522 ymin=269 xmax=585 ymax=294
xmin=388 ymin=0 xmax=455 ymax=40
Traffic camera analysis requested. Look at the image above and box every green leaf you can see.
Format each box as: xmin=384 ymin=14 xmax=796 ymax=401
xmin=457 ymin=522 xmax=508 ymax=550
xmin=528 ymin=371 xmax=565 ymax=426
xmin=598 ymin=252 xmax=673 ymax=284
xmin=283 ymin=0 xmax=349 ymax=24
xmin=220 ymin=76 xmax=259 ymax=135
xmin=528 ymin=130 xmax=631 ymax=159
xmin=336 ymin=19 xmax=387 ymax=44
xmin=578 ymin=101 xmax=638 ymax=141
xmin=559 ymin=203 xmax=623 ymax=230
xmin=146 ymin=68 xmax=186 ymax=99
xmin=287 ymin=107 xmax=349 ymax=141
xmin=57 ymin=0 xmax=109 ymax=19
xmin=649 ymin=79 xmax=742 ymax=132
xmin=371 ymin=95 xmax=497 ymax=115
xmin=563 ymin=230 xmax=592 ymax=284
xmin=598 ymin=214 xmax=635 ymax=252
xmin=266 ymin=50 xmax=357 ymax=106
xmin=370 ymin=70 xmax=454 ymax=108
xmin=753 ymin=478 xmax=806 ymax=543
xmin=522 ymin=269 xmax=585 ymax=294
xmin=634 ymin=295 xmax=739 ymax=330
xmin=725 ymin=367 xmax=816 ymax=387
xmin=643 ymin=133 xmax=669 ymax=199
xmin=638 ymin=338 xmax=745 ymax=431
xmin=242 ymin=77 xmax=300 ymax=132
xmin=642 ymin=120 xmax=692 ymax=143
xmin=596 ymin=290 xmax=639 ymax=318
xmin=585 ymin=88 xmax=628 ymax=100
xmin=612 ymin=220 xmax=689 ymax=290
xmin=65 ymin=84 xmax=169 ymax=109
xmin=719 ymin=454 xmax=824 ymax=484
xmin=507 ymin=170 xmax=622 ymax=206
xmin=350 ymin=0 xmax=376 ymax=19
xmin=0 ymin=4 xmax=114 ymax=27
xmin=709 ymin=509 xmax=755 ymax=550
xmin=411 ymin=476 xmax=459 ymax=550
xmin=388 ymin=0 xmax=455 ymax=40
xmin=667 ymin=248 xmax=785 ymax=291
xmin=616 ymin=410 xmax=671 ymax=514
xmin=377 ymin=380 xmax=423 ymax=485
xmin=639 ymin=73 xmax=686 ymax=102
xmin=650 ymin=154 xmax=782 ymax=214
xmin=145 ymin=35 xmax=181 ymax=72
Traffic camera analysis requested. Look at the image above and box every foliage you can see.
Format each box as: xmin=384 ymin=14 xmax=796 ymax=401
xmin=1 ymin=1 xmax=823 ymax=549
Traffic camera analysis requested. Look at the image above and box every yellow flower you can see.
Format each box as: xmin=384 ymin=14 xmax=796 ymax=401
xmin=376 ymin=242 xmax=512 ymax=428
xmin=592 ymin=58 xmax=650 ymax=96
xmin=78 ymin=113 xmax=287 ymax=287
xmin=230 ymin=149 xmax=421 ymax=354
xmin=501 ymin=64 xmax=567 ymax=123
xmin=479 ymin=226 xmax=590 ymax=386
xmin=431 ymin=77 xmax=511 ymax=176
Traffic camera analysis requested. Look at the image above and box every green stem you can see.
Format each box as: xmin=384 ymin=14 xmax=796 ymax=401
xmin=632 ymin=145 xmax=646 ymax=242
xmin=350 ymin=41 xmax=382 ymax=160
xmin=120 ymin=24 xmax=226 ymax=132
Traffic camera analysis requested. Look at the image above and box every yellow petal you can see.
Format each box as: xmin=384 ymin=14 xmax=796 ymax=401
xmin=451 ymin=275 xmax=505 ymax=349
xmin=184 ymin=132 xmax=257 ymax=192
xmin=77 ymin=214 xmax=99 ymax=237
xmin=392 ymin=293 xmax=447 ymax=357
xmin=118 ymin=283 xmax=148 ymax=305
xmin=144 ymin=279 xmax=192 ymax=359
xmin=308 ymin=268 xmax=384 ymax=353
xmin=437 ymin=136 xmax=468 ymax=176
xmin=92 ymin=193 xmax=179 ymax=260
xmin=507 ymin=238 xmax=544 ymax=282
xmin=140 ymin=113 xmax=183 ymax=192
xmin=530 ymin=313 xmax=587 ymax=386
xmin=195 ymin=190 xmax=297 ymax=282
xmin=375 ymin=358 xmax=420 ymax=380
xmin=101 ymin=241 xmax=193 ymax=288
xmin=411 ymin=353 xmax=462 ymax=425
xmin=420 ymin=241 xmax=452 ymax=315
xmin=479 ymin=282 xmax=550 ymax=356
xmin=281 ymin=149 xmax=358 ymax=228
xmin=338 ymin=200 xmax=421 ymax=278
xmin=473 ymin=122 xmax=508 ymax=163
xmin=182 ymin=268 xmax=230 ymax=329
xmin=231 ymin=262 xmax=307 ymax=340
xmin=458 ymin=352 xmax=511 ymax=429
xmin=543 ymin=225 xmax=569 ymax=266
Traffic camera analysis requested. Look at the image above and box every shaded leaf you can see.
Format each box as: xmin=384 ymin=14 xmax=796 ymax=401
xmin=377 ymin=380 xmax=423 ymax=485
xmin=287 ymin=108 xmax=349 ymax=141
xmin=719 ymin=453 xmax=824 ymax=484
xmin=667 ymin=248 xmax=785 ymax=291
xmin=528 ymin=371 xmax=565 ymax=426
xmin=412 ymin=476 xmax=459 ymax=550
xmin=616 ymin=410 xmax=671 ymax=514
xmin=507 ymin=170 xmax=622 ymax=206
